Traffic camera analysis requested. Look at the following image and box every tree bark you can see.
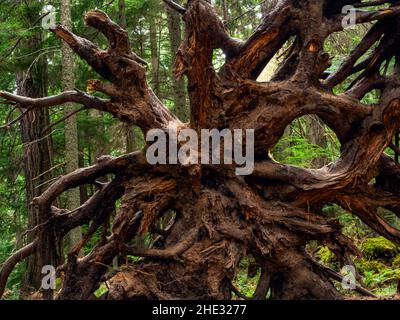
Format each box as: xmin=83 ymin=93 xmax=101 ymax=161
xmin=118 ymin=0 xmax=127 ymax=29
xmin=221 ymin=0 xmax=228 ymax=22
xmin=17 ymin=71 xmax=54 ymax=295
xmin=149 ymin=17 xmax=160 ymax=96
xmin=307 ymin=116 xmax=329 ymax=168
xmin=16 ymin=17 xmax=55 ymax=297
xmin=167 ymin=4 xmax=188 ymax=121
xmin=61 ymin=0 xmax=83 ymax=254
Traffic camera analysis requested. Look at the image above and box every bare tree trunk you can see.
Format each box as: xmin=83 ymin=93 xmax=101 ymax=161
xmin=221 ymin=0 xmax=228 ymax=22
xmin=16 ymin=18 xmax=57 ymax=297
xmin=149 ymin=18 xmax=160 ymax=96
xmin=118 ymin=0 xmax=127 ymax=29
xmin=78 ymin=147 xmax=89 ymax=204
xmin=167 ymin=5 xmax=188 ymax=121
xmin=307 ymin=116 xmax=329 ymax=168
xmin=18 ymin=71 xmax=54 ymax=295
xmin=61 ymin=0 xmax=82 ymax=254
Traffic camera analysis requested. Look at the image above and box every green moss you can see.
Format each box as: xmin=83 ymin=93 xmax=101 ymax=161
xmin=360 ymin=237 xmax=398 ymax=260
xmin=365 ymin=269 xmax=400 ymax=288
xmin=355 ymin=258 xmax=387 ymax=274
xmin=373 ymin=282 xmax=398 ymax=296
xmin=356 ymin=256 xmax=400 ymax=292
xmin=315 ymin=246 xmax=339 ymax=270
xmin=94 ymin=283 xmax=108 ymax=298
xmin=232 ymin=264 xmax=259 ymax=298
xmin=392 ymin=255 xmax=400 ymax=269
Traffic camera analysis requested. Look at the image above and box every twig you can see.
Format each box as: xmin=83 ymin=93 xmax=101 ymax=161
xmin=32 ymin=162 xmax=66 ymax=182
xmin=3 ymin=11 xmax=51 ymax=59
xmin=163 ymin=0 xmax=186 ymax=14
xmin=0 ymin=109 xmax=29 ymax=130
xmin=41 ymin=106 xmax=87 ymax=134
xmin=0 ymin=240 xmax=38 ymax=298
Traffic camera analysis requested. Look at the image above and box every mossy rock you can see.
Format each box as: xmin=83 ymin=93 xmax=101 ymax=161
xmin=315 ymin=246 xmax=339 ymax=270
xmin=360 ymin=237 xmax=398 ymax=260
xmin=392 ymin=255 xmax=400 ymax=269
xmin=355 ymin=258 xmax=387 ymax=274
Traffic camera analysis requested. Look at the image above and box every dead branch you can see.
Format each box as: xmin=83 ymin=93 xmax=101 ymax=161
xmin=0 ymin=240 xmax=38 ymax=298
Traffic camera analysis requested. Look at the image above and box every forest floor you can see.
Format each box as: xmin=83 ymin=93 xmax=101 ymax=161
xmin=346 ymin=295 xmax=400 ymax=300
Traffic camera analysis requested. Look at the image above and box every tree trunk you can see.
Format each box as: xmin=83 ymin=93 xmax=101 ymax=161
xmin=1 ymin=0 xmax=400 ymax=301
xmin=118 ymin=0 xmax=127 ymax=29
xmin=16 ymin=20 xmax=56 ymax=298
xmin=149 ymin=17 xmax=160 ymax=96
xmin=221 ymin=0 xmax=228 ymax=22
xmin=61 ymin=0 xmax=83 ymax=254
xmin=307 ymin=116 xmax=329 ymax=168
xmin=17 ymin=71 xmax=55 ymax=296
xmin=167 ymin=5 xmax=188 ymax=121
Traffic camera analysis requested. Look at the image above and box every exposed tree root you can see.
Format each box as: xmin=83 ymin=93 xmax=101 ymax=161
xmin=0 ymin=0 xmax=400 ymax=300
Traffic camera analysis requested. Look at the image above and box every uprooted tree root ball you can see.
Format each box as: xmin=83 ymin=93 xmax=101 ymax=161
xmin=1 ymin=0 xmax=400 ymax=300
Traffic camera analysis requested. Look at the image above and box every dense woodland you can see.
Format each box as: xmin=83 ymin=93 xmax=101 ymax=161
xmin=0 ymin=0 xmax=399 ymax=300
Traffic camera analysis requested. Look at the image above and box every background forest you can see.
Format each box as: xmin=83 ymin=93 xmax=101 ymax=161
xmin=0 ymin=0 xmax=399 ymax=299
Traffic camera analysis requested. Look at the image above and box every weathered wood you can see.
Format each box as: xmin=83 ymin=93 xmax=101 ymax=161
xmin=1 ymin=1 xmax=400 ymax=300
